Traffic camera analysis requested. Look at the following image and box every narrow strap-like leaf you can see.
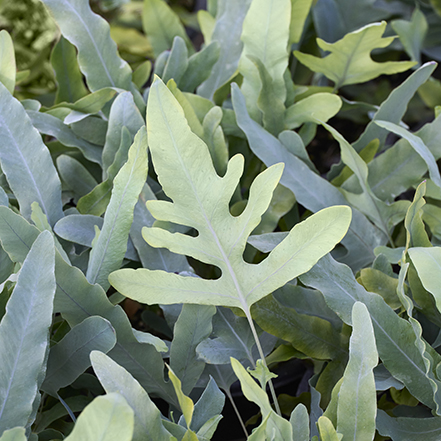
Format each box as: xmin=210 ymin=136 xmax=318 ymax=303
xmin=0 ymin=83 xmax=64 ymax=226
xmin=0 ymin=231 xmax=56 ymax=434
xmin=41 ymin=0 xmax=132 ymax=91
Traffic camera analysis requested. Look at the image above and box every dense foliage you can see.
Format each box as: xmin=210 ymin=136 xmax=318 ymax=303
xmin=2 ymin=0 xmax=441 ymax=440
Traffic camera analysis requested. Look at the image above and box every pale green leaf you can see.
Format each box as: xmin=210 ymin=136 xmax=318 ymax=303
xmin=53 ymin=88 xmax=117 ymax=114
xmin=51 ymin=36 xmax=88 ymax=104
xmin=27 ymin=110 xmax=102 ymax=165
xmin=90 ymin=351 xmax=174 ymax=441
xmin=86 ymin=126 xmax=148 ymax=290
xmin=170 ymin=304 xmax=216 ymax=395
xmin=0 ymin=232 xmax=56 ymax=434
xmin=197 ymin=10 xmax=215 ymax=44
xmin=337 ymin=302 xmax=378 ymax=441
xmin=0 ymin=428 xmax=26 ymax=441
xmin=41 ymin=316 xmax=116 ymax=396
xmin=133 ymin=60 xmax=152 ymax=90
xmin=318 ymin=416 xmax=341 ymax=441
xmin=408 ymin=247 xmax=441 ymax=314
xmin=285 ymin=93 xmax=342 ymax=130
xmin=142 ymin=0 xmax=193 ymax=57
xmin=290 ymin=404 xmax=309 ymax=441
xmin=294 ymin=21 xmax=416 ymax=89
xmin=197 ymin=0 xmax=252 ymax=100
xmin=375 ymin=121 xmax=441 ymax=189
xmin=201 ymin=106 xmax=228 ymax=176
xmin=250 ymin=56 xmax=286 ymax=135
xmin=0 ymin=84 xmax=64 ymax=226
xmin=64 ymin=393 xmax=134 ymax=441
xmin=230 ymin=357 xmax=272 ymax=416
xmin=196 ymin=415 xmax=222 ymax=439
xmin=404 ymin=181 xmax=431 ymax=252
xmin=0 ymin=206 xmax=177 ymax=407
xmin=239 ymin=0 xmax=291 ymax=117
xmin=231 ymin=83 xmax=386 ymax=271
xmin=392 ymin=8 xmax=428 ymax=64
xmin=110 ymin=79 xmax=351 ymax=312
xmin=167 ymin=366 xmax=194 ymax=427
xmin=289 ymin=0 xmax=313 ymax=45
xmin=0 ymin=31 xmax=15 ymax=94
xmin=358 ymin=268 xmax=400 ymax=309
xmin=41 ymin=0 xmax=132 ymax=91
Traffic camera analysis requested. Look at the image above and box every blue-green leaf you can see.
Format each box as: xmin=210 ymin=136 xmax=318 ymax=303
xmin=197 ymin=0 xmax=252 ymax=100
xmin=0 ymin=232 xmax=56 ymax=434
xmin=170 ymin=304 xmax=216 ymax=395
xmin=27 ymin=111 xmax=102 ymax=165
xmin=90 ymin=351 xmax=174 ymax=441
xmin=232 ymin=83 xmax=386 ymax=270
xmin=41 ymin=0 xmax=132 ymax=91
xmin=41 ymin=316 xmax=116 ymax=396
xmin=0 ymin=84 xmax=64 ymax=226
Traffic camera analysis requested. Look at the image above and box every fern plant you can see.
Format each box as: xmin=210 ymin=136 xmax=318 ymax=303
xmin=2 ymin=0 xmax=441 ymax=440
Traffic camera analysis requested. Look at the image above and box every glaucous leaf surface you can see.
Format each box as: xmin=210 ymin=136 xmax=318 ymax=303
xmin=41 ymin=316 xmax=117 ymax=396
xmin=0 ymin=232 xmax=55 ymax=435
xmin=0 ymin=206 xmax=178 ymax=407
xmin=197 ymin=0 xmax=252 ymax=100
xmin=0 ymin=83 xmax=64 ymax=226
xmin=110 ymin=78 xmax=351 ymax=312
xmin=63 ymin=393 xmax=134 ymax=441
xmin=90 ymin=351 xmax=174 ymax=441
xmin=41 ymin=0 xmax=132 ymax=91
xmin=336 ymin=302 xmax=378 ymax=441
xmin=295 ymin=21 xmax=415 ymax=89
xmin=232 ymin=83 xmax=385 ymax=270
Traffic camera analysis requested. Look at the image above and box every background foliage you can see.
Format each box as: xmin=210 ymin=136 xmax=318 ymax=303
xmin=2 ymin=0 xmax=441 ymax=439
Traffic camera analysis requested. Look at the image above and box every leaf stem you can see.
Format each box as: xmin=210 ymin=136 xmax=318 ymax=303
xmin=244 ymin=307 xmax=282 ymax=417
xmin=224 ymin=387 xmax=249 ymax=438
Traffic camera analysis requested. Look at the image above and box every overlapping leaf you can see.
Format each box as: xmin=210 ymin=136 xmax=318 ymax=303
xmin=41 ymin=0 xmax=132 ymax=91
xmin=294 ymin=21 xmax=416 ymax=89
xmin=0 ymin=232 xmax=55 ymax=435
xmin=0 ymin=83 xmax=64 ymax=226
xmin=109 ymin=78 xmax=352 ymax=313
